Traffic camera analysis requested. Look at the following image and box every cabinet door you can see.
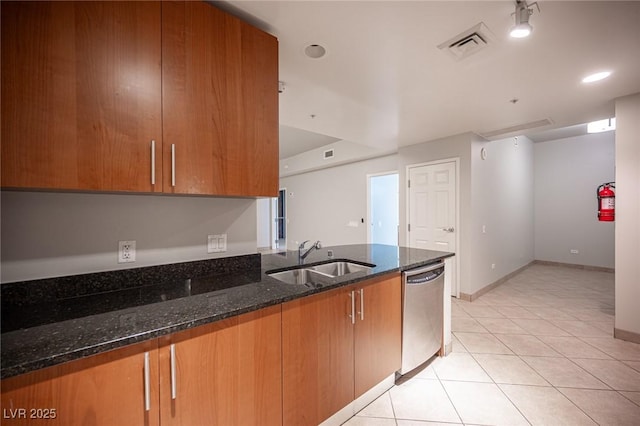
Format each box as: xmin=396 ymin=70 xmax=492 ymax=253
xmin=161 ymin=0 xmax=278 ymax=196
xmin=1 ymin=1 xmax=162 ymax=192
xmin=0 ymin=340 xmax=159 ymax=426
xmin=232 ymin=19 xmax=279 ymax=197
xmin=354 ymin=273 xmax=402 ymax=398
xmin=159 ymin=305 xmax=282 ymax=426
xmin=282 ymin=287 xmax=355 ymax=426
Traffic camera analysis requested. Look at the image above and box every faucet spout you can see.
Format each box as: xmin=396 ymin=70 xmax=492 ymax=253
xmin=298 ymin=240 xmax=322 ymax=264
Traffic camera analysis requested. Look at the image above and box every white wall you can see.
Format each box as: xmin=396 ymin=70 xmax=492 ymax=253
xmin=1 ymin=191 xmax=257 ymax=282
xmin=279 ymin=154 xmax=397 ymax=249
xmin=398 ymin=132 xmax=536 ymax=297
xmin=398 ymin=132 xmax=473 ymax=294
xmin=614 ymin=92 xmax=640 ymax=339
xmin=470 ymin=136 xmax=535 ymax=295
xmin=534 ymin=132 xmax=615 ymax=268
xmin=256 ymin=198 xmax=272 ymax=248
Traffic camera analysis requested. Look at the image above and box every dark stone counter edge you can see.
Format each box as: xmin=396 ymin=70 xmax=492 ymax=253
xmin=1 ymin=251 xmax=454 ymax=379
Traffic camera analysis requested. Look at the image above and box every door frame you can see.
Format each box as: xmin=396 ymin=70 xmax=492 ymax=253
xmin=366 ymin=171 xmax=399 ymax=244
xmin=405 ymin=158 xmax=460 ymax=298
xmin=271 ymin=188 xmax=287 ymax=250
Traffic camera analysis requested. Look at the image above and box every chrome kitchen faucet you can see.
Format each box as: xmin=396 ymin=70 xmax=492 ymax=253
xmin=298 ymin=240 xmax=322 ymax=264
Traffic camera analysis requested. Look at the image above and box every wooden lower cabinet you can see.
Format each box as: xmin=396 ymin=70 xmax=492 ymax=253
xmin=282 ymin=285 xmax=355 ymax=426
xmin=282 ymin=273 xmax=402 ymax=426
xmin=354 ymin=274 xmax=402 ymax=398
xmin=158 ymin=304 xmax=282 ymax=426
xmin=1 ymin=340 xmax=160 ymax=426
xmin=1 ymin=305 xmax=282 ymax=426
xmin=1 ymin=276 xmax=399 ymax=426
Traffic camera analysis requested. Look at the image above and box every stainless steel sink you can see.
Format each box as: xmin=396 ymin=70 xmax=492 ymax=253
xmin=267 ymin=260 xmax=374 ymax=286
xmin=309 ymin=261 xmax=372 ymax=276
xmin=267 ymin=268 xmax=334 ymax=286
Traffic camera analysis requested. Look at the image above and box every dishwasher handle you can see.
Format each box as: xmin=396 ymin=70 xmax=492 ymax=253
xmin=403 ymin=261 xmax=444 ymax=284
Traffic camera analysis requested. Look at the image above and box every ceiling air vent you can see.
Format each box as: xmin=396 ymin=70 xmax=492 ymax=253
xmin=438 ymin=22 xmax=493 ymax=61
xmin=323 ymin=149 xmax=335 ymax=160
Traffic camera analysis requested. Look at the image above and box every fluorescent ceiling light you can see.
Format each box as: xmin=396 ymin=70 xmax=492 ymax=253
xmin=587 ymin=118 xmax=616 ymax=133
xmin=582 ymin=71 xmax=612 ymax=83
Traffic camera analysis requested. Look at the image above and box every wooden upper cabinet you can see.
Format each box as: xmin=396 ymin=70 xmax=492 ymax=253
xmin=0 ymin=340 xmax=160 ymax=426
xmin=162 ymin=1 xmax=279 ymax=197
xmin=1 ymin=1 xmax=163 ymax=192
xmin=354 ymin=273 xmax=402 ymax=398
xmin=234 ymin=19 xmax=279 ymax=197
xmin=2 ymin=0 xmax=278 ymax=197
xmin=158 ymin=305 xmax=282 ymax=426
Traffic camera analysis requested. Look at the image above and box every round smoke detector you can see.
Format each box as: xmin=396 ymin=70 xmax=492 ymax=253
xmin=304 ymin=44 xmax=327 ymax=59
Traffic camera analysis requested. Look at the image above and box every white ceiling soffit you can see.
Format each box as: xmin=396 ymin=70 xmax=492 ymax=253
xmin=229 ymin=1 xmax=640 ymax=153
xmin=279 ymin=125 xmax=341 ymax=159
xmin=527 ymin=123 xmax=590 ymax=143
xmin=478 ymin=118 xmax=553 ymax=140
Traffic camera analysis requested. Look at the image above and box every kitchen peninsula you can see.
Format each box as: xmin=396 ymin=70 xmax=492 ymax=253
xmin=1 ymin=244 xmax=453 ymax=426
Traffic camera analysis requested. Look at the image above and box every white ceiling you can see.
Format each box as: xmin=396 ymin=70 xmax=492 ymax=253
xmin=223 ymin=1 xmax=640 ymax=157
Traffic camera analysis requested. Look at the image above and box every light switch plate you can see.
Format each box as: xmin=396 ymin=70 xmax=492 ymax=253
xmin=208 ymin=234 xmax=227 ymax=253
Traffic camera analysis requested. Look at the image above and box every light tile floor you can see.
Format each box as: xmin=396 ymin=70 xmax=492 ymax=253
xmin=345 ymin=263 xmax=640 ymax=426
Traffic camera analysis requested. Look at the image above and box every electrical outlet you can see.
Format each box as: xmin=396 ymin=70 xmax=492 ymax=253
xmin=118 ymin=240 xmax=136 ymax=263
xmin=491 ymin=263 xmax=496 ymax=270
xmin=207 ymin=234 xmax=227 ymax=253
xmin=570 ymin=249 xmax=579 ymax=254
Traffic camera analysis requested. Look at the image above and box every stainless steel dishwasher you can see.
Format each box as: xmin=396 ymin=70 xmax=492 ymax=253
xmin=398 ymin=260 xmax=444 ymax=375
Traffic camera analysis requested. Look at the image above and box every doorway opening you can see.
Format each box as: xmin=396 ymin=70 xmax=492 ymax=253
xmin=272 ymin=189 xmax=287 ymax=250
xmin=368 ymin=172 xmax=399 ymax=245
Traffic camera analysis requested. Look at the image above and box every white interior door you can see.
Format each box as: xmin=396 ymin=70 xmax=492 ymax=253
xmin=408 ymin=160 xmax=458 ymax=296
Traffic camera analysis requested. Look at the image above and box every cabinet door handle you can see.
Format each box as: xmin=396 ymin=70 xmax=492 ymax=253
xmin=359 ymin=288 xmax=364 ymax=321
xmin=170 ymin=344 xmax=177 ymax=400
xmin=144 ymin=352 xmax=151 ymax=412
xmin=349 ymin=290 xmax=355 ymax=325
xmin=171 ymin=144 xmax=176 ymax=187
xmin=150 ymin=140 xmax=156 ymax=185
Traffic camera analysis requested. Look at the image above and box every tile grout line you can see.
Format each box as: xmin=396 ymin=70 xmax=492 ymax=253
xmin=434 ymin=373 xmax=465 ymax=425
xmin=469 ymin=295 xmax=608 ymax=425
xmin=617 ymin=389 xmax=640 ymax=408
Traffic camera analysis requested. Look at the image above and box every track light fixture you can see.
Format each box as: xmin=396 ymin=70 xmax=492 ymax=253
xmin=510 ymin=0 xmax=540 ymax=38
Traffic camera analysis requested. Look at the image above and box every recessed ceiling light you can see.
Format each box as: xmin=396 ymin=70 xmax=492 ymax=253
xmin=582 ymin=71 xmax=612 ymax=83
xmin=304 ymin=44 xmax=326 ymax=59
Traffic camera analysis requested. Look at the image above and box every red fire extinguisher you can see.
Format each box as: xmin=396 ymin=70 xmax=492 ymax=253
xmin=597 ymin=182 xmax=615 ymax=222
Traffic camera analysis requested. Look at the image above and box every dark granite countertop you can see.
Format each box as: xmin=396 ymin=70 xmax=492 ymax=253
xmin=1 ymin=244 xmax=453 ymax=379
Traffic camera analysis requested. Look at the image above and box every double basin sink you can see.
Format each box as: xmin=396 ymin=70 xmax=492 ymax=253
xmin=267 ymin=260 xmax=374 ymax=287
